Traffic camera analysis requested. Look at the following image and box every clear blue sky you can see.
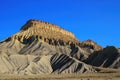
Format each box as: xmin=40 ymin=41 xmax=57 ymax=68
xmin=0 ymin=0 xmax=120 ymax=47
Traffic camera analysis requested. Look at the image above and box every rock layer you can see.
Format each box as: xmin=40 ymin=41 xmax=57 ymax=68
xmin=15 ymin=20 xmax=79 ymax=45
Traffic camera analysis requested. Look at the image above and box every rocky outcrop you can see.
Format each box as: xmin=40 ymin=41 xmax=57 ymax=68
xmin=80 ymin=40 xmax=103 ymax=51
xmin=21 ymin=20 xmax=75 ymax=39
xmin=14 ymin=20 xmax=79 ymax=45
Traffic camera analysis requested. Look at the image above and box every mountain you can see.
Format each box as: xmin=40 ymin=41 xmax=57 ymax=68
xmin=0 ymin=19 xmax=119 ymax=75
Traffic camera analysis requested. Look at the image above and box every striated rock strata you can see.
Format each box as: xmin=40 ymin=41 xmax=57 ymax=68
xmin=14 ymin=20 xmax=79 ymax=45
xmin=0 ymin=19 xmax=119 ymax=75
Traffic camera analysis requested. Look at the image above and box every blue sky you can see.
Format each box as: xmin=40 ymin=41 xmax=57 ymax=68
xmin=0 ymin=0 xmax=120 ymax=47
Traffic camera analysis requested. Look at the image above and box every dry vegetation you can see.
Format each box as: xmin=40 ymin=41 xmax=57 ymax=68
xmin=0 ymin=72 xmax=120 ymax=80
xmin=0 ymin=68 xmax=119 ymax=80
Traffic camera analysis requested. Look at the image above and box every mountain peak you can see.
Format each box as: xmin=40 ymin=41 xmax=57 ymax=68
xmin=14 ymin=19 xmax=79 ymax=45
xmin=20 ymin=19 xmax=57 ymax=30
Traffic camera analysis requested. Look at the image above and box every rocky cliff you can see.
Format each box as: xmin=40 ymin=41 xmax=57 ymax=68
xmin=14 ymin=20 xmax=79 ymax=45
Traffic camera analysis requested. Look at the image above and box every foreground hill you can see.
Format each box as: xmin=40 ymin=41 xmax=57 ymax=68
xmin=0 ymin=20 xmax=119 ymax=75
xmin=85 ymin=46 xmax=120 ymax=68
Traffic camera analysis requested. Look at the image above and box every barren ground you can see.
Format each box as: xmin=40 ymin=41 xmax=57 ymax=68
xmin=0 ymin=72 xmax=120 ymax=80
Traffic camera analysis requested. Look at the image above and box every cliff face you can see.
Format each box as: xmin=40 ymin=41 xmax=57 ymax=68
xmin=14 ymin=20 xmax=79 ymax=45
xmin=21 ymin=20 xmax=75 ymax=39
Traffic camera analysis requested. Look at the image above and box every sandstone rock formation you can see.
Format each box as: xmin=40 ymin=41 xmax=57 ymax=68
xmin=0 ymin=19 xmax=119 ymax=75
xmin=17 ymin=20 xmax=79 ymax=45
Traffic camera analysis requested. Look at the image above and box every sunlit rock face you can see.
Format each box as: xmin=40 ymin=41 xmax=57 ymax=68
xmin=18 ymin=20 xmax=79 ymax=45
